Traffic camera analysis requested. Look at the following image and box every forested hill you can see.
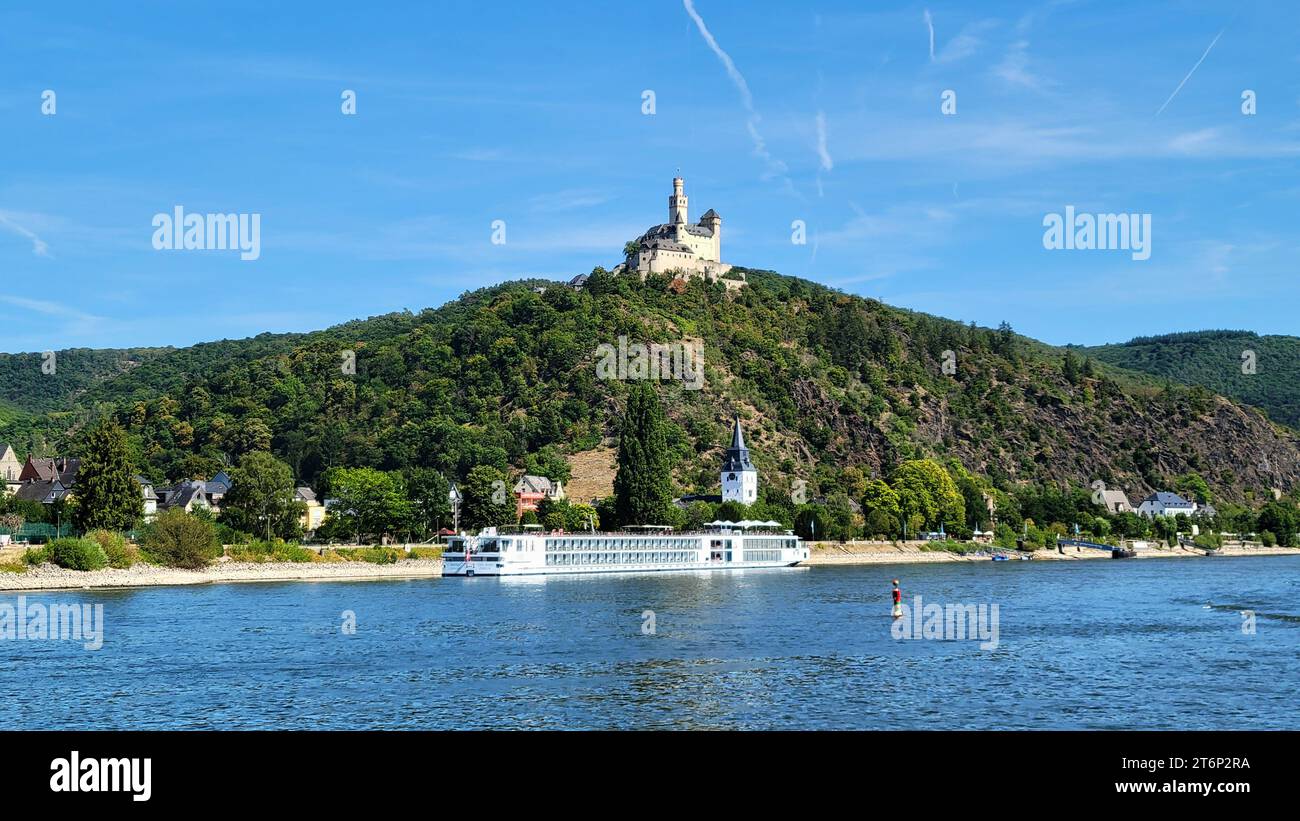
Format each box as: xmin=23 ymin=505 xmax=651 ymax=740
xmin=1081 ymin=330 xmax=1300 ymax=429
xmin=2 ymin=269 xmax=1298 ymax=505
xmin=0 ymin=347 xmax=171 ymax=415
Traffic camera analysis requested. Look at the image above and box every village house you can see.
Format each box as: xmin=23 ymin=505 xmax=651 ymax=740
xmin=154 ymin=471 xmax=231 ymax=515
xmin=19 ymin=455 xmax=80 ymax=485
xmin=514 ymin=474 xmax=565 ymax=519
xmin=13 ymin=478 xmax=71 ymax=506
xmin=0 ymin=443 xmax=22 ymax=496
xmin=1099 ymin=489 xmax=1134 ymax=514
xmin=206 ymin=471 xmax=232 ymax=509
xmin=137 ymin=477 xmax=159 ymax=521
xmin=1136 ymin=491 xmax=1198 ymax=518
xmin=156 ymin=479 xmax=214 ymax=514
xmin=9 ymin=456 xmax=79 ymax=510
xmin=297 ymin=486 xmax=326 ymax=532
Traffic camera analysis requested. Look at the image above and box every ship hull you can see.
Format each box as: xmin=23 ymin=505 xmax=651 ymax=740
xmin=441 ymin=558 xmax=804 ymax=577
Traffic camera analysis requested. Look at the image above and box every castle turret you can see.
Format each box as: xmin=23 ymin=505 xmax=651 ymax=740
xmin=720 ymin=415 xmax=758 ymax=504
xmin=700 ymin=208 xmax=721 ymax=260
xmin=669 ymin=176 xmax=688 ymax=225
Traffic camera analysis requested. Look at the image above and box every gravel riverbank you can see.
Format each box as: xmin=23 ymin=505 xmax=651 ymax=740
xmin=804 ymin=541 xmax=1300 ymax=566
xmin=0 ymin=559 xmax=444 ymax=592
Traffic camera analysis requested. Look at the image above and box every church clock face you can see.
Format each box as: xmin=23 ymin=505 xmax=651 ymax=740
xmin=727 ymin=473 xmax=736 ymax=481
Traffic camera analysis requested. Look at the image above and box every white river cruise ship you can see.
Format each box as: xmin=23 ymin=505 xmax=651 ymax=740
xmin=442 ymin=521 xmax=808 ymax=577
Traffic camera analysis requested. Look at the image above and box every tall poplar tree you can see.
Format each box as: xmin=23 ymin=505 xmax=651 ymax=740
xmin=73 ymin=419 xmax=143 ymax=532
xmin=612 ymin=382 xmax=673 ymax=527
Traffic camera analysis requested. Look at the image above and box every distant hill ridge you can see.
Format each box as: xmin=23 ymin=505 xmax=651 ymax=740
xmin=1082 ymin=329 xmax=1300 ymax=429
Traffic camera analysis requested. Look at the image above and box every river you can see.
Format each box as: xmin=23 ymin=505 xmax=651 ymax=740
xmin=4 ymin=556 xmax=1298 ymax=729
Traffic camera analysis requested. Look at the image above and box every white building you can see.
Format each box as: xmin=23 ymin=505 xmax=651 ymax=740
xmin=1136 ymin=491 xmax=1197 ymax=518
xmin=136 ymin=477 xmax=158 ymax=522
xmin=720 ymin=416 xmax=758 ymax=504
xmin=619 ymin=177 xmax=743 ymax=288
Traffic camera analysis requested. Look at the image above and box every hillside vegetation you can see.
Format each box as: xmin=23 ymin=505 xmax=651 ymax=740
xmin=1082 ymin=330 xmax=1300 ymax=429
xmin=0 ymin=347 xmax=170 ymax=414
xmin=2 ymin=270 xmax=1298 ymax=508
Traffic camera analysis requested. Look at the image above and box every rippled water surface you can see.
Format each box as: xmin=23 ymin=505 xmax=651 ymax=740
xmin=4 ymin=557 xmax=1299 ymax=729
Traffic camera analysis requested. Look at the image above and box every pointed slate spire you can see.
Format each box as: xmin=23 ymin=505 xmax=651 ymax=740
xmin=721 ymin=415 xmax=755 ymax=472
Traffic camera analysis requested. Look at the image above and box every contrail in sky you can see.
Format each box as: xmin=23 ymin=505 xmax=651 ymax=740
xmin=924 ymin=9 xmax=935 ymax=61
xmin=682 ymin=0 xmax=788 ymax=179
xmin=1156 ymin=29 xmax=1223 ymax=116
xmin=683 ymin=0 xmax=752 ymax=109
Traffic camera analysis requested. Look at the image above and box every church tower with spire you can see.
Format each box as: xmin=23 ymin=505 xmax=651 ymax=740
xmin=720 ymin=415 xmax=758 ymax=504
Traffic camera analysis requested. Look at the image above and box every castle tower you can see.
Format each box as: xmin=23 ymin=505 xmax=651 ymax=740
xmin=720 ymin=415 xmax=758 ymax=504
xmin=700 ymin=208 xmax=721 ymax=261
xmin=669 ymin=176 xmax=688 ymax=225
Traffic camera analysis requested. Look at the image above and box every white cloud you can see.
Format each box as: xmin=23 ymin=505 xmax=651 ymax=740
xmin=935 ymin=20 xmax=996 ymax=64
xmin=527 ymin=188 xmax=613 ymax=212
xmin=0 ymin=212 xmax=51 ymax=257
xmin=815 ymin=111 xmax=833 ymax=172
xmin=924 ymin=9 xmax=936 ymax=62
xmin=1168 ymin=127 xmax=1222 ymax=154
xmin=994 ymin=39 xmax=1047 ymax=90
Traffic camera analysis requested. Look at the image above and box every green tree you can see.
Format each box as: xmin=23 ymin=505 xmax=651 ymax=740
xmin=73 ymin=419 xmax=142 ymax=532
xmin=1256 ymin=501 xmax=1298 ymax=547
xmin=220 ymin=451 xmax=303 ymax=541
xmin=794 ymin=504 xmax=829 ymax=541
xmin=461 ymin=465 xmax=513 ymax=531
xmin=224 ymin=418 xmax=273 ymax=457
xmin=714 ymin=500 xmax=749 ymax=523
xmin=861 ymin=479 xmax=902 ymax=538
xmin=823 ymin=492 xmax=859 ymax=541
xmin=1173 ymin=472 xmax=1212 ymax=505
xmin=1062 ymin=350 xmax=1081 ymax=385
xmin=611 ymin=382 xmax=674 ymax=527
xmin=890 ymin=459 xmax=965 ymax=534
xmin=566 ymin=502 xmax=599 ymax=532
xmin=948 ymin=463 xmax=989 ymax=531
xmin=521 ymin=445 xmax=572 ymax=484
xmin=325 ymin=467 xmax=412 ymax=542
xmin=683 ymin=500 xmax=715 ymax=531
xmin=407 ymin=468 xmax=451 ymax=537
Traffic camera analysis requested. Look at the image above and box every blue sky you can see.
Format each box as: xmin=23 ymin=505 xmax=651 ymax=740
xmin=1 ymin=0 xmax=1297 ymax=353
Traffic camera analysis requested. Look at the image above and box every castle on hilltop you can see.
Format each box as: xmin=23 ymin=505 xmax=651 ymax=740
xmin=615 ymin=177 xmax=744 ymax=289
